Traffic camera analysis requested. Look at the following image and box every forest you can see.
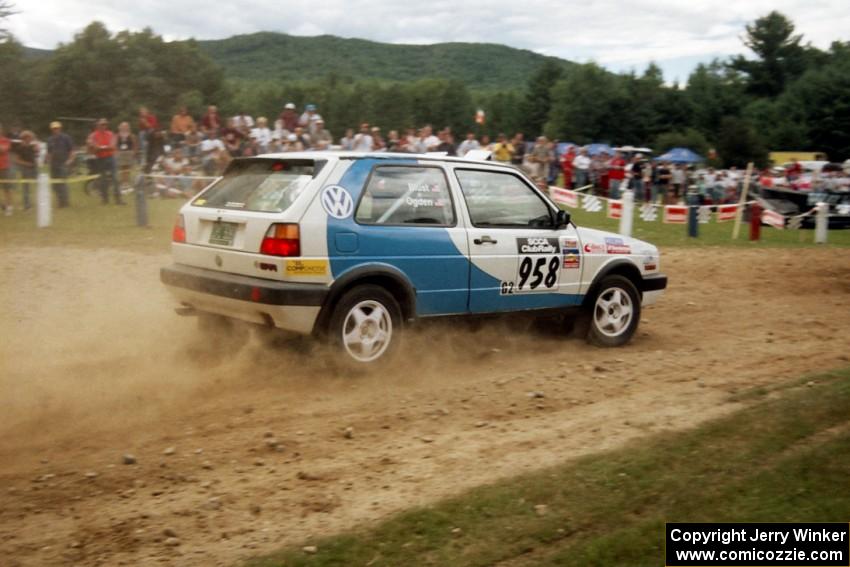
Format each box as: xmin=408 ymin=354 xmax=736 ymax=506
xmin=1 ymin=10 xmax=849 ymax=166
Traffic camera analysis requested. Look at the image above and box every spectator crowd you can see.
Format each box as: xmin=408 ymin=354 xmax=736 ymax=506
xmin=0 ymin=100 xmax=772 ymax=215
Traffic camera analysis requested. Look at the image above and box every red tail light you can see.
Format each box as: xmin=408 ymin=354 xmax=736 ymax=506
xmin=260 ymin=223 xmax=300 ymax=257
xmin=172 ymin=214 xmax=186 ymax=243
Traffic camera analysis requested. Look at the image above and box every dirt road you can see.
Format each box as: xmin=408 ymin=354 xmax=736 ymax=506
xmin=1 ymin=246 xmax=848 ymax=566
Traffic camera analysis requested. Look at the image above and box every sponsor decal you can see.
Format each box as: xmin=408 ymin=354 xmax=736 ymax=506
xmin=563 ymin=253 xmax=580 ymax=269
xmin=285 ymin=260 xmax=329 ymax=276
xmin=561 ymin=238 xmax=578 ymax=249
xmin=583 ymin=242 xmax=604 ymax=254
xmin=516 ymin=237 xmax=560 ymax=254
xmin=607 ymin=199 xmax=623 ymax=220
xmin=604 ymin=236 xmax=631 ymax=255
xmin=193 ymin=198 xmax=207 ymax=206
xmin=320 ymin=185 xmax=354 ymax=219
xmin=663 ymin=205 xmax=688 ymax=224
xmin=257 ymin=262 xmax=278 ymax=272
xmin=225 ymin=201 xmax=245 ymax=209
xmin=502 ymin=238 xmax=562 ymax=295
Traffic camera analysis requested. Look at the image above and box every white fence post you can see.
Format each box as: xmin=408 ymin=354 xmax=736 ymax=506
xmin=36 ymin=173 xmax=51 ymax=228
xmin=815 ymin=202 xmax=828 ymax=244
xmin=619 ymin=189 xmax=634 ymax=237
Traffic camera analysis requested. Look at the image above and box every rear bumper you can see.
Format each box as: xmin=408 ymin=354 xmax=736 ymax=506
xmin=160 ymin=264 xmax=328 ymax=306
xmin=160 ymin=264 xmax=327 ymax=334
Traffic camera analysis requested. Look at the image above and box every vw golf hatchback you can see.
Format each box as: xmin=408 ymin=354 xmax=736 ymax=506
xmin=161 ymin=152 xmax=667 ymax=364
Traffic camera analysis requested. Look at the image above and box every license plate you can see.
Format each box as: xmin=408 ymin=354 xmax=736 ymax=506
xmin=209 ymin=222 xmax=237 ymax=246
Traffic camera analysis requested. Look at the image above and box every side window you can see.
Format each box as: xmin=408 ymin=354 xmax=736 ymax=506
xmin=355 ymin=166 xmax=455 ymax=226
xmin=455 ymin=169 xmax=554 ymax=228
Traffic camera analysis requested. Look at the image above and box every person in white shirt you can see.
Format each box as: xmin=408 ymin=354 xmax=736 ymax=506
xmin=457 ymin=132 xmax=480 ymax=157
xmin=352 ymin=123 xmax=374 ymax=152
xmin=298 ymin=104 xmax=323 ymax=137
xmin=249 ymin=117 xmax=272 ymax=153
xmin=572 ymin=148 xmax=591 ymax=188
xmin=232 ymin=113 xmax=254 ymax=130
xmin=200 ymin=136 xmax=226 ymax=175
xmin=420 ymin=125 xmax=440 ymax=152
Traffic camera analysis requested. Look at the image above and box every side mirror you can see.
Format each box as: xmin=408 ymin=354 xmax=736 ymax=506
xmin=555 ymin=209 xmax=570 ymax=229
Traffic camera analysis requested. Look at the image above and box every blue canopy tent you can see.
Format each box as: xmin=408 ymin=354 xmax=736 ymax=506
xmin=654 ymin=147 xmax=703 ymax=163
xmin=586 ymin=143 xmax=614 ymax=156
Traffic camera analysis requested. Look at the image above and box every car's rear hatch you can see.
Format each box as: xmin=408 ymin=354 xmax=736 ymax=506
xmin=171 ymin=157 xmax=330 ymax=281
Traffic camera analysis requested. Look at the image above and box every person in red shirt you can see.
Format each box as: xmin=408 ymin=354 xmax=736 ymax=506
xmin=0 ymin=125 xmax=12 ymax=215
xmin=138 ymin=106 xmax=159 ymax=168
xmin=200 ymin=105 xmax=221 ymax=138
xmin=785 ymin=158 xmax=803 ymax=182
xmin=87 ymin=118 xmax=125 ymax=205
xmin=560 ymin=146 xmax=576 ymax=188
xmin=607 ymin=151 xmax=627 ymax=199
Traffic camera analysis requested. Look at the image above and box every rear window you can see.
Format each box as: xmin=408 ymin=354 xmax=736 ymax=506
xmin=193 ymin=159 xmax=322 ymax=212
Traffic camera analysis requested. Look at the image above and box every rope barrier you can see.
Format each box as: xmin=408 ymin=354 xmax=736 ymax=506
xmin=0 ymin=174 xmax=100 ymax=185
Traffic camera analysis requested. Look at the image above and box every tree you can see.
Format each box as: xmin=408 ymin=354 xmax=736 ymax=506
xmin=519 ymin=60 xmax=563 ymax=137
xmin=0 ymin=36 xmax=38 ymax=127
xmin=728 ymin=11 xmax=810 ymax=97
xmin=685 ymin=60 xmax=746 ymax=137
xmin=716 ymin=116 xmax=767 ymax=167
xmin=0 ymin=1 xmax=15 ymax=39
xmin=40 ymin=23 xmax=227 ymax=132
xmin=545 ymin=63 xmax=627 ymax=144
xmin=774 ymin=51 xmax=850 ymax=159
xmin=653 ymin=128 xmax=710 ymax=157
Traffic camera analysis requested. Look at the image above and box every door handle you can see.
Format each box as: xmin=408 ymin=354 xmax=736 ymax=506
xmin=473 ymin=235 xmax=498 ymax=245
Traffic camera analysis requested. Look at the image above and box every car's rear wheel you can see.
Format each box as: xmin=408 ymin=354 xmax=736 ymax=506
xmin=329 ymin=285 xmax=402 ymax=365
xmin=586 ymin=275 xmax=641 ymax=347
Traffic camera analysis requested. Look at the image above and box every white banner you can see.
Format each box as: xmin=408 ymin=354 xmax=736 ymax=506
xmin=762 ymin=209 xmax=785 ymax=229
xmin=549 ymin=186 xmax=579 ymax=208
xmin=663 ymin=205 xmax=689 ymax=224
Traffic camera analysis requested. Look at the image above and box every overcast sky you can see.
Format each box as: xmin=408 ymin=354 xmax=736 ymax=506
xmin=7 ymin=0 xmax=850 ymax=83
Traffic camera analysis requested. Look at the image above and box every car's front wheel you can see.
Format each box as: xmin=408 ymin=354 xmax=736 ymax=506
xmin=586 ymin=275 xmax=641 ymax=347
xmin=329 ymin=285 xmax=402 ymax=365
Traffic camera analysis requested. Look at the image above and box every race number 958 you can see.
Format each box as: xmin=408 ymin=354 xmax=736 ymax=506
xmin=501 ymin=256 xmax=560 ymax=295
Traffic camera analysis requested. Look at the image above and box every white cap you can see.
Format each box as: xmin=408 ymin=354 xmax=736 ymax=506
xmin=284 ymin=103 xmax=296 ymax=110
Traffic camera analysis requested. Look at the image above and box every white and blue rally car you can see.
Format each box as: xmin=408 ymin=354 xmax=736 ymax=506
xmin=161 ymin=152 xmax=667 ymax=364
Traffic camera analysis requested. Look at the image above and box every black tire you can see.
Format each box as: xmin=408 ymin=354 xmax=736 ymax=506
xmin=585 ymin=275 xmax=641 ymax=347
xmin=328 ymin=284 xmax=402 ymax=366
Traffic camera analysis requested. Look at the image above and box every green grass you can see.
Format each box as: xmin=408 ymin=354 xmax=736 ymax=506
xmin=565 ymin=206 xmax=850 ymax=248
xmin=0 ymin=182 xmax=182 ymax=254
xmin=1 ymin=181 xmax=847 ymax=254
xmin=244 ymin=367 xmax=850 ymax=567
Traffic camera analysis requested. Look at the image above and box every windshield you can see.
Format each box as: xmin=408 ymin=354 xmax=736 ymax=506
xmin=193 ymin=159 xmax=322 ymax=213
